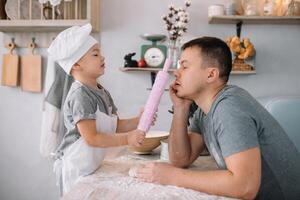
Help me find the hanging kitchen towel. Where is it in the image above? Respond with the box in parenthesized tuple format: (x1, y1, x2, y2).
(40, 57, 74, 158)
(46, 62, 74, 147)
(40, 57, 59, 157)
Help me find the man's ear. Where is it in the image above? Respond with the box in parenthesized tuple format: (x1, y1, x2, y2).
(206, 68, 219, 83)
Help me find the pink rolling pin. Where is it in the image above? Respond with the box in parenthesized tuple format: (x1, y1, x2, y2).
(137, 58, 173, 132)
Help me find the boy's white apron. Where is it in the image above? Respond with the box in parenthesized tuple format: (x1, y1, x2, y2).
(54, 106, 118, 195)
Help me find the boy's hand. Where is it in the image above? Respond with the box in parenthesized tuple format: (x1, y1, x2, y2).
(169, 82, 193, 109)
(138, 107, 157, 126)
(127, 129, 145, 147)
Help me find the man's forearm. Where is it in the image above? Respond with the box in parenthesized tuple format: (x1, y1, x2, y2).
(172, 168, 253, 199)
(169, 106, 192, 166)
(117, 117, 139, 132)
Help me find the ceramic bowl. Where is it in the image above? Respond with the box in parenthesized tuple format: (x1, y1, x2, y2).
(129, 131, 169, 154)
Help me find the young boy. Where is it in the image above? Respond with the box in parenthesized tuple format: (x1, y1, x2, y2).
(48, 23, 147, 194)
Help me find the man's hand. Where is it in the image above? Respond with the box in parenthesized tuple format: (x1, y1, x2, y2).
(169, 82, 193, 109)
(136, 162, 179, 185)
(127, 129, 145, 147)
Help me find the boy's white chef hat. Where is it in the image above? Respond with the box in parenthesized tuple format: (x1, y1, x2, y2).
(47, 23, 98, 75)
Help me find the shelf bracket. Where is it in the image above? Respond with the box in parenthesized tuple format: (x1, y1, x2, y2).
(150, 72, 157, 86)
(236, 21, 243, 38)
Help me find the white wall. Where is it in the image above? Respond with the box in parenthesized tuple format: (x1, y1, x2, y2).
(0, 0, 299, 199)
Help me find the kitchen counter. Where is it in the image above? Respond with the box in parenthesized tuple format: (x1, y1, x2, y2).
(62, 148, 237, 200)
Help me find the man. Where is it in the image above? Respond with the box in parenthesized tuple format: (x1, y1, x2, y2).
(137, 37, 300, 200)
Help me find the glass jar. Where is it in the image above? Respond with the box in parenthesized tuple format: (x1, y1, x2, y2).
(243, 0, 259, 16)
(167, 39, 181, 69)
(286, 0, 300, 16)
(295, 2, 300, 16)
(225, 0, 237, 15)
(263, 0, 275, 16)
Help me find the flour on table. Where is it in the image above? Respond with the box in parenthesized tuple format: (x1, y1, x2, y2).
(128, 166, 139, 178)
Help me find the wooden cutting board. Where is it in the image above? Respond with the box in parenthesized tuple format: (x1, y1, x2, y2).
(1, 42, 19, 87)
(21, 41, 42, 92)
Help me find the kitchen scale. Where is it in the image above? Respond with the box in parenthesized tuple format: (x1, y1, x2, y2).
(140, 34, 167, 68)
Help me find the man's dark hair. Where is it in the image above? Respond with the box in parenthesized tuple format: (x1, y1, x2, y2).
(181, 37, 232, 82)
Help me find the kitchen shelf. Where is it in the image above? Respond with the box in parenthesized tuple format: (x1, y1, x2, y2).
(119, 67, 174, 87)
(0, 19, 93, 32)
(0, 0, 100, 32)
(119, 67, 176, 73)
(231, 70, 256, 75)
(209, 15, 300, 24)
(119, 67, 255, 89)
(119, 67, 256, 75)
(147, 88, 169, 91)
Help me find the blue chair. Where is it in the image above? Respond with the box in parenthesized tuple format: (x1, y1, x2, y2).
(258, 96, 300, 152)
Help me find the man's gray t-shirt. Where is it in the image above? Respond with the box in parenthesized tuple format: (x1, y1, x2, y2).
(189, 85, 300, 200)
(56, 81, 117, 155)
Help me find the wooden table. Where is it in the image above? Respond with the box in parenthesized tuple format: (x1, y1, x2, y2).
(62, 149, 237, 200)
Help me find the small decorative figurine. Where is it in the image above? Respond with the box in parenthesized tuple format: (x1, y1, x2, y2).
(124, 52, 138, 68)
